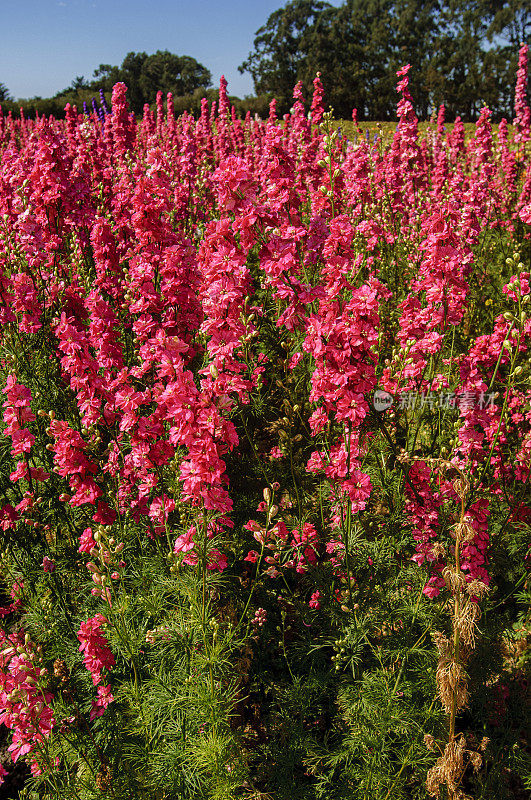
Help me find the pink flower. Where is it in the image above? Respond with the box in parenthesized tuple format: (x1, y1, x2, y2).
(149, 494, 176, 524)
(173, 527, 196, 554)
(0, 631, 55, 766)
(79, 527, 96, 554)
(207, 548, 228, 572)
(270, 446, 283, 459)
(77, 615, 115, 686)
(251, 608, 267, 627)
(90, 684, 114, 721)
(396, 64, 412, 77)
(514, 43, 531, 144)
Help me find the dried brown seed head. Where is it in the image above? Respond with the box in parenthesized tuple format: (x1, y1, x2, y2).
(442, 567, 467, 594)
(53, 659, 69, 682)
(453, 477, 469, 498)
(469, 750, 482, 772)
(433, 631, 452, 658)
(432, 542, 447, 560)
(454, 521, 476, 543)
(436, 661, 469, 713)
(95, 765, 112, 791)
(465, 579, 489, 599)
(455, 600, 481, 648)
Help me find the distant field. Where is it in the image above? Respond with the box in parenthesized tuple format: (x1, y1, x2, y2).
(334, 119, 504, 142)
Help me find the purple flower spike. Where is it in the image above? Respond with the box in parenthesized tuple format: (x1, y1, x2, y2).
(99, 88, 110, 115)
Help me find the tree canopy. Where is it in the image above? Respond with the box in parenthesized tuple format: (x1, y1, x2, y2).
(50, 50, 212, 114)
(0, 83, 12, 103)
(239, 0, 531, 119)
(88, 50, 212, 113)
(239, 0, 332, 111)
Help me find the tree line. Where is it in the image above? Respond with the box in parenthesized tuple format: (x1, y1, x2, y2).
(0, 50, 272, 121)
(239, 0, 530, 119)
(1, 0, 529, 122)
(71, 50, 212, 114)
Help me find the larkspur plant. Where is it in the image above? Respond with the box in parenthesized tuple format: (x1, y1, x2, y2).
(0, 47, 528, 800)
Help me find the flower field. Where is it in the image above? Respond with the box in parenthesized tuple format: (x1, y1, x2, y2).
(0, 46, 529, 800)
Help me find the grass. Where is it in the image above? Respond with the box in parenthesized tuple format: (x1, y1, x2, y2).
(334, 120, 506, 143)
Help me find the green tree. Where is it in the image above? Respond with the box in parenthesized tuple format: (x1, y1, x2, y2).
(392, 0, 443, 118)
(119, 51, 149, 111)
(316, 0, 402, 119)
(483, 0, 531, 48)
(240, 0, 528, 121)
(239, 0, 333, 113)
(240, 0, 443, 119)
(303, 0, 442, 119)
(481, 0, 531, 117)
(71, 75, 89, 91)
(92, 62, 123, 87)
(54, 75, 90, 100)
(138, 51, 212, 100)
(0, 82, 12, 103)
(91, 51, 212, 114)
(432, 0, 522, 119)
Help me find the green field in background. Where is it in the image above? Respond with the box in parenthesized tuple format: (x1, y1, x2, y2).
(334, 120, 503, 142)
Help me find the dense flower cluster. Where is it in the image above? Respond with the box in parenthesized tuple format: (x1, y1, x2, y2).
(77, 615, 115, 722)
(77, 615, 115, 686)
(0, 57, 528, 798)
(0, 631, 55, 780)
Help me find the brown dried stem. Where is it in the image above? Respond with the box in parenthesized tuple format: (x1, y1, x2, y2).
(411, 458, 490, 800)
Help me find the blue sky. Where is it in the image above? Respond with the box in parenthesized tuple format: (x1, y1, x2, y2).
(1, 0, 343, 101)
